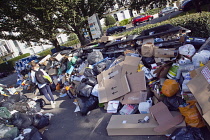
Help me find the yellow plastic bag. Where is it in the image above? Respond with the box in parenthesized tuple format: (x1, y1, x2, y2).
(161, 79, 179, 97)
(179, 101, 205, 128)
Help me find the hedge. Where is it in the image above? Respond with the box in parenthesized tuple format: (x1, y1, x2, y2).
(37, 48, 52, 57)
(119, 18, 133, 26)
(62, 39, 80, 47)
(0, 53, 30, 73)
(117, 12, 210, 38)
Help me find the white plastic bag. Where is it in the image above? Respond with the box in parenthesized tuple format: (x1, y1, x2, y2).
(179, 44, 196, 57)
(192, 50, 210, 67)
(91, 84, 99, 97)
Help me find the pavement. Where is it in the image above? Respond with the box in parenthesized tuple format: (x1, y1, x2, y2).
(1, 73, 210, 140)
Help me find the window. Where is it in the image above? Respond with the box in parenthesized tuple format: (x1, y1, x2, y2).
(113, 14, 118, 21)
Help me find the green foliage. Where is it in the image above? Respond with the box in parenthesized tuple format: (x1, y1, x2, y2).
(105, 15, 116, 26)
(68, 33, 78, 41)
(0, 53, 30, 73)
(62, 39, 80, 47)
(145, 8, 162, 15)
(37, 49, 52, 57)
(119, 19, 129, 26)
(117, 12, 210, 38)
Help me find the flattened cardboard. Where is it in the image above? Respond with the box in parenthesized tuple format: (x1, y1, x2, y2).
(150, 102, 184, 133)
(107, 112, 185, 136)
(187, 62, 210, 125)
(98, 74, 130, 103)
(122, 64, 138, 75)
(120, 91, 147, 104)
(121, 56, 141, 75)
(126, 71, 146, 92)
(123, 56, 141, 65)
(154, 48, 176, 58)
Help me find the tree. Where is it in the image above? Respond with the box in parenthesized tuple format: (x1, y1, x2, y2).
(55, 0, 115, 45)
(0, 0, 63, 51)
(0, 0, 115, 51)
(104, 15, 116, 26)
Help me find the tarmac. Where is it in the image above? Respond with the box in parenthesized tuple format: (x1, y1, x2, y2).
(1, 73, 210, 140)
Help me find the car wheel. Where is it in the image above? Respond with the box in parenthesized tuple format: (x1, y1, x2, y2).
(148, 17, 153, 21)
(136, 22, 140, 26)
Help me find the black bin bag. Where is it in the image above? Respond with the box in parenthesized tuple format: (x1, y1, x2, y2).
(76, 83, 93, 98)
(81, 77, 97, 87)
(169, 127, 204, 140)
(12, 112, 33, 129)
(163, 95, 185, 111)
(77, 95, 99, 116)
(33, 114, 49, 129)
(87, 51, 103, 65)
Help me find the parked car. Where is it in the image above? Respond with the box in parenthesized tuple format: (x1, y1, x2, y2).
(106, 26, 126, 36)
(132, 15, 153, 26)
(179, 0, 194, 11)
(158, 7, 178, 17)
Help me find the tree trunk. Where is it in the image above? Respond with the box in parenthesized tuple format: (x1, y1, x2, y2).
(51, 39, 61, 52)
(74, 28, 87, 46)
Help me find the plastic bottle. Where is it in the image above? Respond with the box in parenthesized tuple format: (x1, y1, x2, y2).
(138, 98, 152, 114)
(167, 63, 179, 79)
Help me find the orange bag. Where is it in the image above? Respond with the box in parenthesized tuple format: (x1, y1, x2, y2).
(56, 83, 61, 90)
(161, 79, 179, 97)
(179, 101, 205, 128)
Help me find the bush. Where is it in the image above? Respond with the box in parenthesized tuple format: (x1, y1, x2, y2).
(37, 48, 52, 57)
(105, 15, 116, 26)
(68, 33, 78, 41)
(0, 53, 30, 73)
(119, 19, 129, 26)
(117, 12, 210, 38)
(62, 39, 80, 47)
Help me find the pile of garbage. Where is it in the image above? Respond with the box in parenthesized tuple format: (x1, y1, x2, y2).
(11, 24, 210, 139)
(0, 85, 51, 139)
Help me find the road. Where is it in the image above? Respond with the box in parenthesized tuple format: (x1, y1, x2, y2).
(121, 11, 183, 33)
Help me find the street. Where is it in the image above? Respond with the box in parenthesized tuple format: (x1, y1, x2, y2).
(122, 11, 183, 33)
(0, 74, 167, 140)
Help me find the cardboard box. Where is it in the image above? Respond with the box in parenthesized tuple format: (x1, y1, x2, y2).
(187, 62, 210, 126)
(149, 102, 184, 133)
(53, 53, 63, 61)
(154, 48, 176, 58)
(141, 43, 154, 57)
(120, 91, 147, 104)
(107, 112, 185, 136)
(155, 58, 170, 63)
